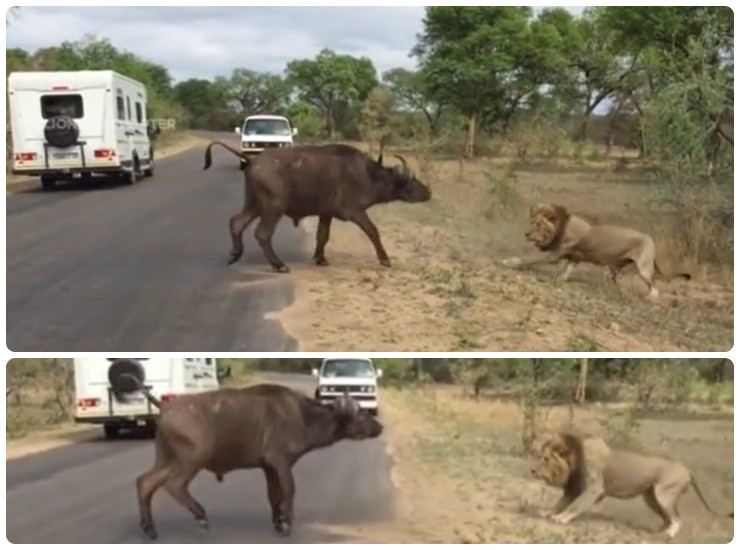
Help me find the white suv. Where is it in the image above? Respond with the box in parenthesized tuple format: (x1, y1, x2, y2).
(234, 115, 296, 169)
(313, 358, 382, 415)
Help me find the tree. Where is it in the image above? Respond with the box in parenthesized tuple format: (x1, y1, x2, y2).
(218, 69, 291, 119)
(414, 7, 536, 158)
(174, 78, 231, 129)
(287, 49, 378, 140)
(574, 358, 588, 404)
(383, 67, 445, 136)
(360, 86, 397, 153)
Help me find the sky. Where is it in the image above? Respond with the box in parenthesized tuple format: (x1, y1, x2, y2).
(6, 6, 427, 82)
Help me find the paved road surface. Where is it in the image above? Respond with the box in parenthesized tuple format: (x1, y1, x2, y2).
(7, 132, 307, 352)
(6, 373, 395, 543)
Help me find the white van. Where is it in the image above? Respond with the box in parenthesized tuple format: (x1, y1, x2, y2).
(312, 357, 382, 415)
(8, 70, 154, 189)
(234, 114, 296, 169)
(74, 358, 218, 438)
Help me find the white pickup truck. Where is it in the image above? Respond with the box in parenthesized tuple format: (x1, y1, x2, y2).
(234, 114, 297, 169)
(312, 358, 382, 415)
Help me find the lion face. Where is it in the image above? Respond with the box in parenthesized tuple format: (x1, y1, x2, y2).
(531, 436, 573, 488)
(525, 204, 569, 250)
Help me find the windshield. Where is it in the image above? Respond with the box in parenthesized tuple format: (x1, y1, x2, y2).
(321, 360, 375, 378)
(244, 119, 290, 136)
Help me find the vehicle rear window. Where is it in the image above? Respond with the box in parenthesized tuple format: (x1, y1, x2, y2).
(135, 102, 143, 123)
(126, 96, 132, 121)
(40, 94, 83, 119)
(117, 95, 125, 120)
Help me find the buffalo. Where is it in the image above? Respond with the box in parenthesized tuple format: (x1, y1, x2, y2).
(203, 142, 431, 272)
(128, 375, 382, 540)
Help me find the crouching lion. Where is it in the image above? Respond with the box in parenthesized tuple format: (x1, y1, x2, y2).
(531, 431, 715, 537)
(501, 203, 690, 300)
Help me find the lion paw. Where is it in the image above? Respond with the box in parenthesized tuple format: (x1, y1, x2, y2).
(551, 513, 573, 525)
(500, 256, 523, 268)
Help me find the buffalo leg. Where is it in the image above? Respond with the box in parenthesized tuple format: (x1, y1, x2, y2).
(313, 215, 332, 266)
(349, 211, 391, 267)
(263, 465, 283, 531)
(254, 212, 289, 273)
(136, 466, 171, 540)
(269, 460, 295, 536)
(165, 466, 209, 529)
(228, 208, 259, 265)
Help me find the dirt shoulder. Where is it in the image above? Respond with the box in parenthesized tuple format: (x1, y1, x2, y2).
(6, 423, 99, 461)
(379, 386, 734, 543)
(7, 130, 208, 192)
(277, 156, 732, 351)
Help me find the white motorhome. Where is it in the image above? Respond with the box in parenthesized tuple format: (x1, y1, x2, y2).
(312, 357, 382, 414)
(234, 114, 297, 169)
(74, 358, 218, 438)
(8, 70, 154, 189)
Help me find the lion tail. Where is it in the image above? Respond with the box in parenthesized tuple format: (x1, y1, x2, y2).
(654, 260, 691, 281)
(690, 476, 715, 515)
(204, 141, 249, 170)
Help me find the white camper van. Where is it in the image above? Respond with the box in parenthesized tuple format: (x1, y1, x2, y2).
(312, 357, 382, 414)
(74, 358, 218, 438)
(8, 70, 154, 189)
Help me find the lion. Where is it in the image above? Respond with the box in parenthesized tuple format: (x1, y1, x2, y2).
(530, 431, 715, 537)
(500, 203, 690, 300)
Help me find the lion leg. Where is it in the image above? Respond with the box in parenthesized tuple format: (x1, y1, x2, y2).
(654, 482, 687, 538)
(643, 487, 671, 531)
(551, 486, 604, 524)
(550, 493, 575, 516)
(634, 249, 659, 301)
(558, 261, 576, 282)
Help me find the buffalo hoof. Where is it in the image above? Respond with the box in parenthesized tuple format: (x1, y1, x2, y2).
(227, 252, 241, 266)
(197, 518, 210, 530)
(379, 258, 391, 268)
(272, 265, 290, 274)
(314, 257, 329, 267)
(275, 520, 291, 537)
(140, 521, 158, 540)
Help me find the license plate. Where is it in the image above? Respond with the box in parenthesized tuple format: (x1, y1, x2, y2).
(53, 152, 78, 160)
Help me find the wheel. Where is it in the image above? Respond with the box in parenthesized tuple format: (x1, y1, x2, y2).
(143, 421, 157, 438)
(40, 174, 57, 190)
(121, 164, 138, 186)
(239, 159, 247, 170)
(104, 423, 120, 440)
(143, 149, 154, 177)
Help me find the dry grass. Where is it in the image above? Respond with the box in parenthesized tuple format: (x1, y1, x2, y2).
(380, 385, 734, 543)
(277, 150, 732, 351)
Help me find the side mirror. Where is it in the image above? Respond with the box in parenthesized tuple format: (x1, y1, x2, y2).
(234, 126, 241, 135)
(376, 368, 383, 379)
(292, 127, 298, 136)
(312, 368, 319, 377)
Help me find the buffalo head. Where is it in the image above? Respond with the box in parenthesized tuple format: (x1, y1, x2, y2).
(332, 394, 383, 440)
(375, 155, 431, 203)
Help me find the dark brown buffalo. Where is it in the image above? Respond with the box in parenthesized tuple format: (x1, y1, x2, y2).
(129, 378, 382, 540)
(203, 141, 431, 272)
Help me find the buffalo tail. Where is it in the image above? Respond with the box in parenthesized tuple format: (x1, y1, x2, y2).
(204, 141, 249, 170)
(120, 373, 162, 409)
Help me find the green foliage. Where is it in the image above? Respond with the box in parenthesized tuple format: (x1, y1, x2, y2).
(286, 100, 326, 140)
(360, 86, 397, 149)
(287, 48, 378, 139)
(216, 69, 291, 119)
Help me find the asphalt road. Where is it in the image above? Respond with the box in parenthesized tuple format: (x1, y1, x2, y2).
(6, 373, 395, 543)
(7, 132, 307, 352)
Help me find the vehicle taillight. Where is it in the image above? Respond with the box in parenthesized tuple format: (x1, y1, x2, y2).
(78, 397, 101, 408)
(161, 394, 178, 403)
(94, 148, 116, 159)
(14, 152, 37, 161)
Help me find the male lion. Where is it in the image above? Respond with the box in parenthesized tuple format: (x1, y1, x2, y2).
(531, 432, 715, 537)
(501, 203, 690, 299)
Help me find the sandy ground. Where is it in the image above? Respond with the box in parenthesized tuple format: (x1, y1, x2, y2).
(276, 154, 732, 352)
(6, 131, 207, 191)
(378, 386, 734, 543)
(6, 423, 99, 460)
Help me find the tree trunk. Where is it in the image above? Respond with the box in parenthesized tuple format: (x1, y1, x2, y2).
(463, 112, 477, 159)
(574, 359, 588, 404)
(327, 106, 336, 142)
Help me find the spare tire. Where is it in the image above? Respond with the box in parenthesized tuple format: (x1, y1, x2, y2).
(108, 359, 145, 393)
(44, 115, 79, 148)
